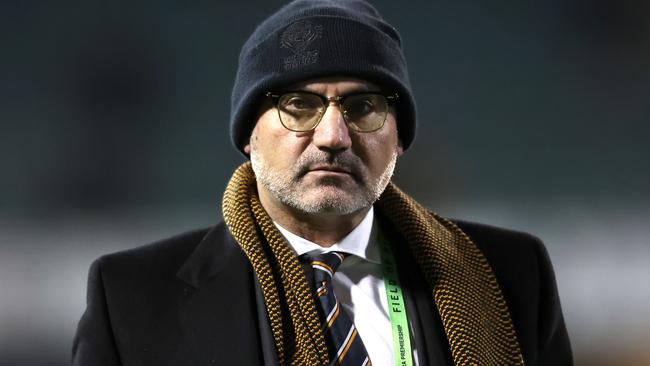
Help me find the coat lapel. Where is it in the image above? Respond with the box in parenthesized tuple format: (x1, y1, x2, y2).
(176, 222, 276, 365)
(405, 273, 454, 366)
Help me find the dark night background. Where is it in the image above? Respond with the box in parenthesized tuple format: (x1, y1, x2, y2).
(1, 1, 649, 365)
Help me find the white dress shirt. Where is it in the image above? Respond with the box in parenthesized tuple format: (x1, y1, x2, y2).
(274, 208, 419, 366)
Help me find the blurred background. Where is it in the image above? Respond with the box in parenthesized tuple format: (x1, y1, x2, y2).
(1, 1, 649, 365)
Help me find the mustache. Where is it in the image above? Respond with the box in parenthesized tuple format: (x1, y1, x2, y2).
(294, 151, 363, 182)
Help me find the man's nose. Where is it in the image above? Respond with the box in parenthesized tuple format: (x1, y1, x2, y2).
(311, 104, 352, 152)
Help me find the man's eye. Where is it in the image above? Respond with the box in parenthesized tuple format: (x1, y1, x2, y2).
(346, 98, 375, 117)
(284, 97, 318, 111)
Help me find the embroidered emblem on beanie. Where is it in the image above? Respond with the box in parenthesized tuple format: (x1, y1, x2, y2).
(280, 20, 323, 70)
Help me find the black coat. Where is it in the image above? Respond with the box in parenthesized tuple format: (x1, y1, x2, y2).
(72, 219, 572, 365)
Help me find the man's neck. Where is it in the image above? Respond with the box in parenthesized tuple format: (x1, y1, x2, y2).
(257, 186, 370, 247)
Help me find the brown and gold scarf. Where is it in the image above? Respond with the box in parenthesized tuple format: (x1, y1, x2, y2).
(222, 162, 524, 365)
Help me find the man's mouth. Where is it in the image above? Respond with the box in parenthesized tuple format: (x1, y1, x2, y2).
(299, 163, 362, 184)
(308, 164, 352, 175)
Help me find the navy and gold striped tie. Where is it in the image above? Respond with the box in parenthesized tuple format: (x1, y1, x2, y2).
(303, 252, 372, 366)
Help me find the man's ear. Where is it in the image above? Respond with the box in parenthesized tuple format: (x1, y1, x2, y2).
(244, 128, 256, 155)
(396, 139, 404, 156)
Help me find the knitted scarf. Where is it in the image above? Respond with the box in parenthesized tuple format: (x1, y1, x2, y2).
(222, 162, 524, 365)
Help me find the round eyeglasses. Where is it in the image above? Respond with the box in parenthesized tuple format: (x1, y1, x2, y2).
(265, 91, 399, 133)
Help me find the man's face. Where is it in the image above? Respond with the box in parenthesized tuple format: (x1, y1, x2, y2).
(244, 77, 403, 216)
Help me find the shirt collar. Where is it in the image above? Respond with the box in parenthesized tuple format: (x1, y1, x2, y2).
(274, 207, 382, 264)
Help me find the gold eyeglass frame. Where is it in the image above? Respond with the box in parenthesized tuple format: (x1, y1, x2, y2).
(265, 90, 399, 133)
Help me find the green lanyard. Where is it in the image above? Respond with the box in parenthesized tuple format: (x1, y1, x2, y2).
(379, 236, 414, 366)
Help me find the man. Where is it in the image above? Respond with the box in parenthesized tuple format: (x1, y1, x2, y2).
(72, 1, 572, 365)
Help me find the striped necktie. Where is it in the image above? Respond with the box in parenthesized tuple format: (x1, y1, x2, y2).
(303, 252, 372, 366)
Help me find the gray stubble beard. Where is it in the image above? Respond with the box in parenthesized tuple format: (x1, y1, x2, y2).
(250, 146, 398, 215)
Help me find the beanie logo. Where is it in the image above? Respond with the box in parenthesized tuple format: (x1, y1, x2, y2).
(280, 20, 323, 70)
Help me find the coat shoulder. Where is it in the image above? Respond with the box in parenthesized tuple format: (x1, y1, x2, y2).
(90, 222, 235, 291)
(451, 219, 551, 272)
(449, 218, 548, 292)
(101, 226, 213, 260)
(95, 226, 212, 274)
(452, 219, 544, 253)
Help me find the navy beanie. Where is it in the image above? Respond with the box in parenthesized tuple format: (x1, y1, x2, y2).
(230, 0, 416, 154)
